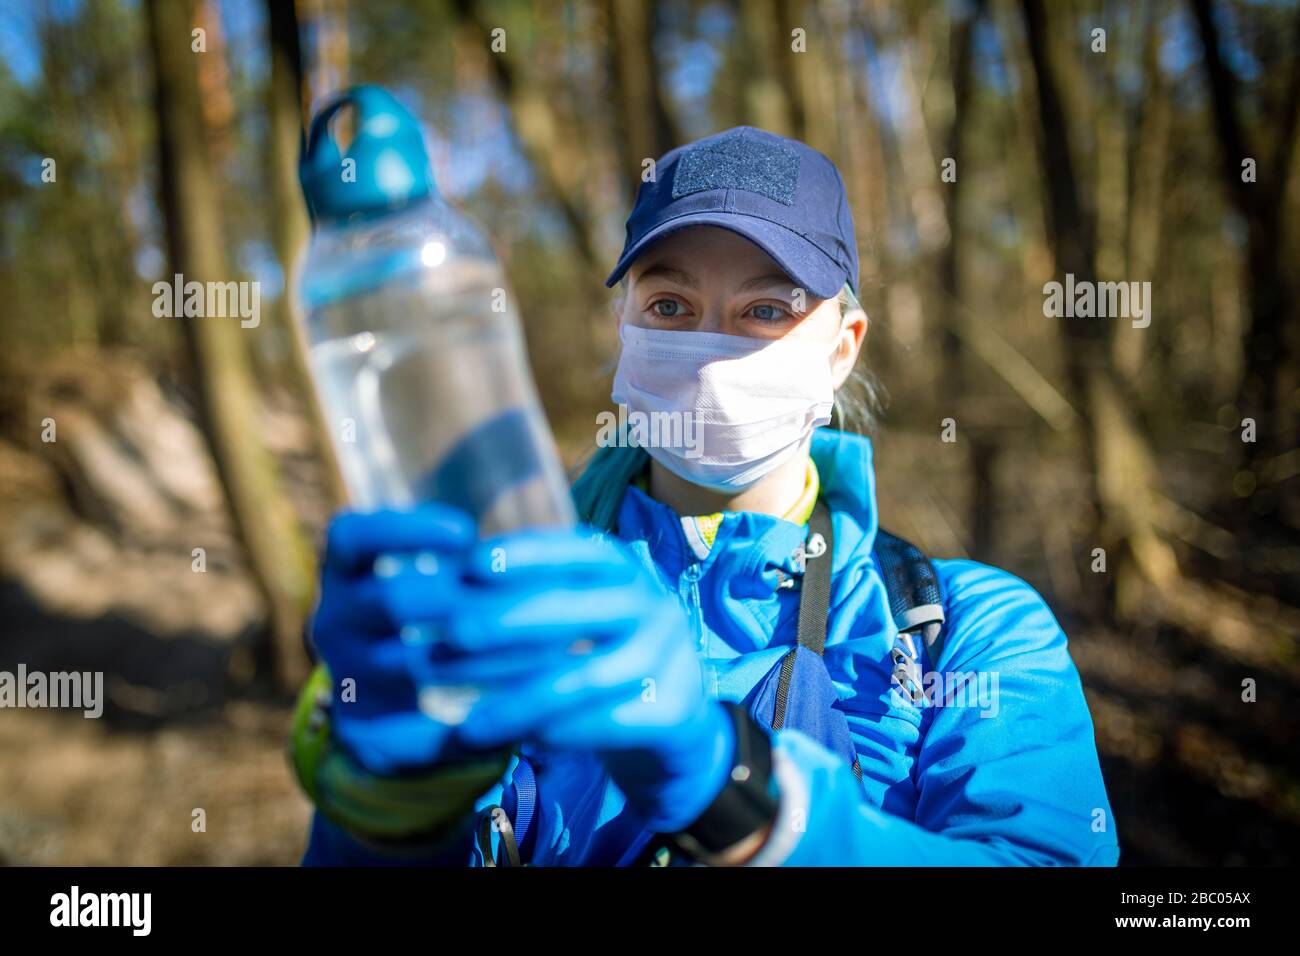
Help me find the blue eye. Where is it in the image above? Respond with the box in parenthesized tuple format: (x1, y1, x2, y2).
(748, 303, 791, 322)
(652, 299, 683, 317)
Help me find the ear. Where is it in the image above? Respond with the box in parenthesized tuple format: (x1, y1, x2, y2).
(830, 306, 867, 389)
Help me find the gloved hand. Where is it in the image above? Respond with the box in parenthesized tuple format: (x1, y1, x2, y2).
(309, 505, 479, 775)
(308, 502, 734, 835)
(433, 527, 736, 834)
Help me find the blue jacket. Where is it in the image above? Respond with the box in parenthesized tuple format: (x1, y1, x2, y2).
(304, 429, 1119, 865)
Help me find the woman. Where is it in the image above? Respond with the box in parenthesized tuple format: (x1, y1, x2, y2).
(292, 126, 1119, 866)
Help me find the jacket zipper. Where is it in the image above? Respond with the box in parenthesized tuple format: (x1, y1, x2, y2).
(680, 561, 703, 652)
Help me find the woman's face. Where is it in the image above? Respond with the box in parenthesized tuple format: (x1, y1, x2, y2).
(618, 226, 865, 388)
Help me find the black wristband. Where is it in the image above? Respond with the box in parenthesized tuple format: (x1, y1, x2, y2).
(669, 701, 779, 862)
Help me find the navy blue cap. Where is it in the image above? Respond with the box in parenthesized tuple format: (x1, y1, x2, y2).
(604, 126, 858, 300)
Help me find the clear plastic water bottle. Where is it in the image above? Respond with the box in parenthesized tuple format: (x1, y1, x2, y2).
(297, 86, 574, 534)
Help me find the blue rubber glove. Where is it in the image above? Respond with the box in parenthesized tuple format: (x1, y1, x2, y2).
(309, 505, 478, 775)
(310, 503, 734, 833)
(431, 528, 736, 834)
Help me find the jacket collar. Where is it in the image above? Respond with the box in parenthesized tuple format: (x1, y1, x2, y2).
(572, 428, 880, 588)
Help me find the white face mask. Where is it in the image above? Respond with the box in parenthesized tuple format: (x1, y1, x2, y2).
(611, 324, 835, 492)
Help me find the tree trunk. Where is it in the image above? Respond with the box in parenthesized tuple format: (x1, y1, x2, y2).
(1117, 4, 1170, 384)
(838, 6, 893, 369)
(264, 0, 347, 511)
(604, 0, 681, 200)
(938, 0, 996, 558)
(1189, 0, 1300, 470)
(146, 0, 316, 691)
(938, 0, 982, 397)
(782, 0, 839, 159)
(1021, 0, 1177, 619)
(735, 0, 795, 135)
(451, 0, 609, 274)
(301, 0, 350, 112)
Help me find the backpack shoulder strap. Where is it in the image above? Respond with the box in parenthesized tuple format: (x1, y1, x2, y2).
(486, 752, 538, 867)
(872, 528, 947, 672)
(795, 498, 835, 656)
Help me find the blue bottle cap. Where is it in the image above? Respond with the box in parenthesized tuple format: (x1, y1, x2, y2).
(300, 85, 436, 225)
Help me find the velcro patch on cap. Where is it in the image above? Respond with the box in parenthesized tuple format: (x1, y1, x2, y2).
(672, 131, 800, 205)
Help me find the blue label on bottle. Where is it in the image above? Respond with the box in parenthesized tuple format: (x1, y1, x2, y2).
(417, 408, 543, 520)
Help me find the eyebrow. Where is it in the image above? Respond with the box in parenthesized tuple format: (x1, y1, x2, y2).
(635, 263, 698, 288)
(736, 271, 796, 293)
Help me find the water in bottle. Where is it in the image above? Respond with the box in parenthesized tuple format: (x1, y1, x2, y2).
(298, 86, 575, 534)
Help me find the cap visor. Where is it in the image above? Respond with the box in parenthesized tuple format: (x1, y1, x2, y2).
(604, 212, 845, 300)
